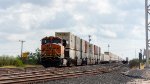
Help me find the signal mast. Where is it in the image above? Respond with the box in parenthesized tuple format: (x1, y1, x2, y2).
(145, 0, 150, 67)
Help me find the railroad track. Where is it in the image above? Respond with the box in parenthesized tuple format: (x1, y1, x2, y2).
(0, 64, 123, 84)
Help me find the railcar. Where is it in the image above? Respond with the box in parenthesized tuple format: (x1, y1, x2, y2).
(40, 32, 120, 67)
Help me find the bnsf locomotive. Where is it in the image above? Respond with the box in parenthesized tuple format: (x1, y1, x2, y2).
(41, 32, 120, 67)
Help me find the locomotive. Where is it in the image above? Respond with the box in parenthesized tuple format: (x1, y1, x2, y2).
(41, 32, 120, 67)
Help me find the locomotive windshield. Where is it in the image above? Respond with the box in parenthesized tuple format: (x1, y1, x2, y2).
(42, 39, 51, 44)
(52, 38, 61, 43)
(42, 37, 61, 44)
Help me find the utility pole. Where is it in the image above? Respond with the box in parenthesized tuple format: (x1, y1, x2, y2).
(19, 40, 25, 58)
(145, 0, 150, 67)
(108, 44, 110, 53)
(108, 44, 111, 62)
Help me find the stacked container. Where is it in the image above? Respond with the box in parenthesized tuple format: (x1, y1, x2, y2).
(55, 32, 75, 49)
(55, 32, 76, 59)
(75, 36, 81, 59)
(98, 47, 101, 63)
(101, 53, 110, 62)
(85, 41, 89, 58)
(89, 44, 94, 64)
(81, 39, 86, 59)
(94, 45, 98, 64)
(75, 36, 81, 51)
(84, 41, 89, 64)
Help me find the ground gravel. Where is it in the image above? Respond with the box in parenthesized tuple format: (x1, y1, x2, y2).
(125, 68, 150, 79)
(38, 64, 137, 84)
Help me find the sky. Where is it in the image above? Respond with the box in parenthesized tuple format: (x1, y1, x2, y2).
(0, 0, 146, 60)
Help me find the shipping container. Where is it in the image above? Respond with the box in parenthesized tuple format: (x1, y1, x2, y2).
(85, 51, 89, 59)
(75, 50, 82, 65)
(64, 49, 75, 59)
(99, 47, 101, 54)
(75, 50, 82, 59)
(82, 52, 86, 59)
(89, 44, 94, 54)
(95, 55, 98, 64)
(55, 32, 75, 50)
(88, 44, 95, 64)
(98, 47, 101, 63)
(94, 45, 98, 55)
(101, 54, 110, 62)
(104, 52, 119, 62)
(81, 39, 86, 53)
(75, 36, 81, 51)
(89, 44, 94, 59)
(85, 41, 89, 53)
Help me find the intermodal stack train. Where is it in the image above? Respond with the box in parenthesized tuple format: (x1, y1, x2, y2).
(41, 32, 121, 67)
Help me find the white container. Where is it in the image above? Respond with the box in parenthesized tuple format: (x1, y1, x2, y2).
(101, 54, 110, 61)
(81, 39, 86, 52)
(99, 47, 101, 55)
(85, 41, 90, 53)
(98, 47, 101, 60)
(85, 52, 89, 59)
(65, 49, 75, 59)
(94, 45, 98, 55)
(95, 55, 98, 63)
(55, 32, 75, 50)
(82, 52, 86, 59)
(89, 44, 94, 54)
(105, 52, 118, 61)
(111, 54, 118, 61)
(75, 50, 81, 59)
(75, 36, 81, 51)
(89, 44, 94, 59)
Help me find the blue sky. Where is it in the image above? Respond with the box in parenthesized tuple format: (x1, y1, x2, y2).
(0, 0, 145, 60)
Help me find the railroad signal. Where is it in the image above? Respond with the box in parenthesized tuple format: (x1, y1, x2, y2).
(88, 35, 91, 44)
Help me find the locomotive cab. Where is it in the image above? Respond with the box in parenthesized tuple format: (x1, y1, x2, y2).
(41, 36, 67, 67)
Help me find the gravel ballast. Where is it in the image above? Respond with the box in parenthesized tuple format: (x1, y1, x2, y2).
(38, 64, 138, 84)
(125, 68, 150, 79)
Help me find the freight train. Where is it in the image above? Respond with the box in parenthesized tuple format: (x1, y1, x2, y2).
(41, 32, 121, 67)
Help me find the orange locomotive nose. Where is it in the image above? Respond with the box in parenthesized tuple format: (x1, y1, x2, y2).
(41, 44, 62, 57)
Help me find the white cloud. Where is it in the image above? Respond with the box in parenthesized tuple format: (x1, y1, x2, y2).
(89, 0, 113, 14)
(130, 26, 145, 39)
(99, 28, 117, 38)
(0, 0, 146, 60)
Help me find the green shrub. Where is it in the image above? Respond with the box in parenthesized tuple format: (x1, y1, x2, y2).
(14, 58, 24, 67)
(129, 59, 139, 68)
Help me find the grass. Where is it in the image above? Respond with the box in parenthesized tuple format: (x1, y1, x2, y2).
(0, 65, 42, 69)
(0, 66, 17, 68)
(0, 55, 24, 67)
(0, 55, 42, 68)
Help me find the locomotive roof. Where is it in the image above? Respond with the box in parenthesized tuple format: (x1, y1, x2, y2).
(42, 36, 62, 40)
